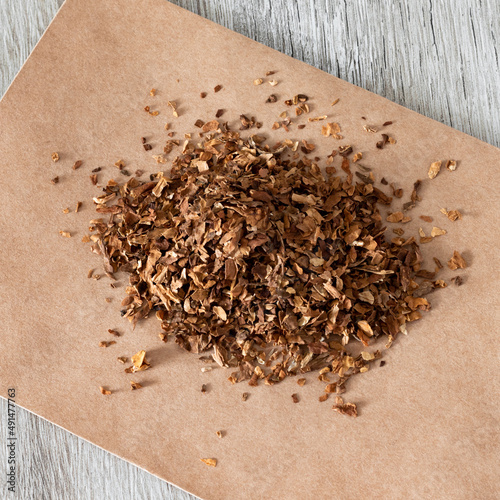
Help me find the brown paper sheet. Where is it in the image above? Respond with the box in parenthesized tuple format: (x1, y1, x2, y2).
(0, 0, 499, 498)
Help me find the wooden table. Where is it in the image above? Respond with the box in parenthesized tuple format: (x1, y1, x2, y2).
(1, 1, 498, 498)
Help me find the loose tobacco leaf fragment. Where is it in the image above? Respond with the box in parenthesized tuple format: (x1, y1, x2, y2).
(130, 381, 142, 390)
(59, 230, 71, 238)
(428, 161, 442, 179)
(216, 430, 224, 438)
(99, 386, 111, 395)
(215, 109, 224, 118)
(269, 80, 278, 86)
(297, 378, 306, 387)
(108, 329, 120, 336)
(291, 393, 299, 403)
(242, 392, 249, 402)
(117, 357, 127, 364)
(51, 176, 59, 184)
(51, 152, 60, 162)
(131, 350, 151, 372)
(200, 92, 207, 98)
(99, 341, 116, 348)
(331, 98, 339, 106)
(440, 208, 462, 221)
(420, 215, 433, 223)
(73, 160, 83, 170)
(332, 397, 357, 417)
(451, 276, 464, 286)
(214, 85, 222, 93)
(446, 160, 457, 171)
(319, 394, 329, 402)
(430, 227, 447, 237)
(448, 251, 467, 270)
(253, 78, 263, 85)
(200, 458, 217, 467)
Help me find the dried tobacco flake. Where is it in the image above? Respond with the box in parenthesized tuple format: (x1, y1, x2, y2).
(440, 208, 462, 221)
(451, 276, 463, 286)
(214, 85, 222, 93)
(319, 394, 329, 402)
(446, 160, 457, 171)
(200, 92, 207, 99)
(108, 329, 120, 336)
(51, 152, 60, 162)
(88, 129, 446, 409)
(242, 392, 249, 402)
(51, 176, 59, 184)
(332, 397, 357, 417)
(383, 121, 393, 126)
(117, 357, 127, 364)
(430, 227, 447, 237)
(428, 161, 442, 179)
(215, 109, 224, 118)
(73, 160, 83, 170)
(99, 340, 116, 348)
(253, 78, 264, 86)
(448, 251, 467, 270)
(130, 381, 142, 390)
(297, 378, 306, 387)
(331, 98, 340, 106)
(291, 393, 299, 403)
(99, 386, 111, 395)
(420, 215, 433, 223)
(269, 80, 278, 86)
(266, 94, 277, 103)
(200, 458, 217, 467)
(216, 430, 224, 438)
(59, 230, 71, 238)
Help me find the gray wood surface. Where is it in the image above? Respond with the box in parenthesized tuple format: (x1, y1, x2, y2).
(0, 0, 498, 499)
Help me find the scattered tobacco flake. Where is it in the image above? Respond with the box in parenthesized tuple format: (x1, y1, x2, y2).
(363, 125, 377, 133)
(428, 160, 442, 179)
(99, 386, 112, 395)
(403, 180, 422, 211)
(87, 269, 94, 279)
(451, 276, 463, 286)
(448, 251, 467, 270)
(200, 92, 207, 98)
(143, 144, 153, 151)
(99, 340, 116, 348)
(332, 397, 357, 417)
(380, 360, 386, 367)
(390, 183, 403, 198)
(130, 350, 151, 372)
(291, 393, 299, 403)
(269, 80, 278, 86)
(297, 124, 306, 129)
(216, 430, 224, 438)
(383, 121, 393, 126)
(266, 94, 277, 103)
(430, 227, 447, 237)
(75, 201, 82, 213)
(376, 134, 389, 149)
(90, 174, 98, 185)
(319, 394, 329, 402)
(446, 160, 457, 171)
(108, 329, 120, 336)
(242, 392, 249, 402)
(433, 257, 443, 270)
(297, 378, 306, 387)
(440, 208, 462, 221)
(214, 85, 222, 93)
(59, 230, 71, 238)
(88, 128, 450, 410)
(167, 101, 178, 117)
(420, 215, 433, 223)
(51, 152, 60, 162)
(105, 298, 112, 303)
(149, 88, 156, 96)
(215, 109, 224, 118)
(308, 115, 327, 122)
(352, 152, 362, 162)
(130, 381, 142, 390)
(62, 208, 70, 214)
(114, 159, 125, 170)
(200, 458, 217, 467)
(266, 70, 275, 76)
(73, 160, 83, 170)
(158, 332, 168, 342)
(331, 98, 339, 106)
(117, 356, 127, 364)
(201, 384, 207, 394)
(51, 176, 59, 184)
(253, 78, 263, 86)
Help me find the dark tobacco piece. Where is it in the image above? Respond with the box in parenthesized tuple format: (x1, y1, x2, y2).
(73, 160, 83, 170)
(90, 130, 437, 404)
(215, 109, 224, 118)
(214, 85, 222, 93)
(143, 144, 153, 151)
(266, 94, 277, 103)
(51, 176, 59, 185)
(242, 392, 249, 402)
(291, 393, 299, 403)
(383, 121, 393, 126)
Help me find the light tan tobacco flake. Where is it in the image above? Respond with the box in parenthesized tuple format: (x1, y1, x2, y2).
(59, 231, 71, 238)
(428, 160, 442, 179)
(253, 78, 263, 85)
(200, 458, 217, 467)
(130, 381, 142, 390)
(51, 152, 59, 162)
(440, 208, 462, 221)
(430, 227, 447, 237)
(446, 160, 457, 171)
(99, 386, 111, 395)
(448, 251, 467, 270)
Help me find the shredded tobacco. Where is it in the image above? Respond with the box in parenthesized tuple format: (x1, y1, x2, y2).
(87, 127, 448, 404)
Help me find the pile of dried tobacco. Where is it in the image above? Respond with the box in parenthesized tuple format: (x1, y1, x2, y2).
(89, 129, 439, 409)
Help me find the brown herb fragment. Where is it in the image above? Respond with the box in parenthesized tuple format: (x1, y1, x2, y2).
(62, 208, 70, 214)
(291, 393, 299, 404)
(428, 161, 442, 179)
(297, 378, 306, 387)
(266, 94, 277, 103)
(319, 394, 329, 402)
(108, 329, 120, 336)
(117, 357, 127, 364)
(143, 144, 153, 151)
(451, 276, 463, 286)
(446, 160, 457, 171)
(99, 386, 111, 395)
(269, 80, 278, 86)
(352, 152, 363, 162)
(130, 350, 151, 372)
(215, 109, 224, 118)
(90, 174, 98, 185)
(242, 392, 249, 402)
(216, 430, 224, 438)
(51, 176, 59, 185)
(440, 208, 462, 221)
(72, 160, 83, 170)
(99, 341, 116, 348)
(214, 85, 222, 93)
(59, 231, 71, 238)
(383, 121, 393, 126)
(430, 227, 447, 237)
(51, 152, 60, 162)
(331, 98, 340, 106)
(253, 78, 263, 86)
(420, 215, 433, 222)
(200, 92, 207, 98)
(332, 397, 357, 417)
(448, 251, 467, 270)
(200, 458, 217, 467)
(130, 381, 142, 390)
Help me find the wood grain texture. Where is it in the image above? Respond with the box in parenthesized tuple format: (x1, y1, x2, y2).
(0, 0, 498, 499)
